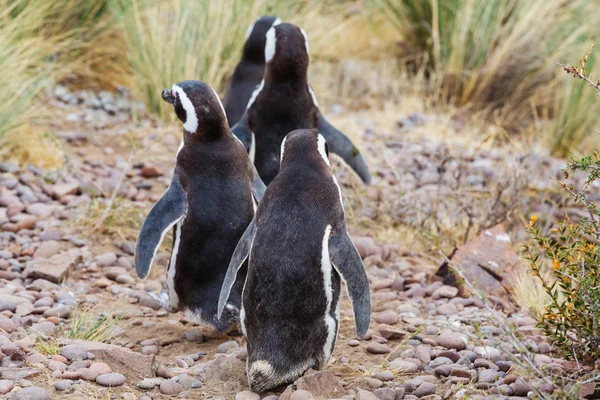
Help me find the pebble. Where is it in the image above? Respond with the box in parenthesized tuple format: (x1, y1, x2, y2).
(159, 379, 183, 395)
(436, 333, 467, 350)
(290, 390, 314, 400)
(54, 379, 74, 392)
(414, 382, 436, 397)
(217, 340, 239, 353)
(374, 310, 399, 325)
(373, 371, 395, 381)
(387, 359, 419, 372)
(235, 390, 260, 400)
(61, 345, 88, 361)
(96, 372, 126, 387)
(14, 386, 51, 400)
(0, 380, 14, 394)
(367, 342, 391, 354)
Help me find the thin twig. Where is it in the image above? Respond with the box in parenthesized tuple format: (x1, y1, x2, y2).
(559, 62, 600, 93)
(90, 149, 135, 234)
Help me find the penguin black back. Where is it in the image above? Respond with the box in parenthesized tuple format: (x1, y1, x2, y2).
(231, 23, 372, 185)
(223, 16, 281, 127)
(219, 129, 371, 391)
(135, 80, 266, 332)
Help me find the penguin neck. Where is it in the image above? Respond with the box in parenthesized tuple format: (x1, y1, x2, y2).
(264, 65, 308, 86)
(242, 45, 265, 64)
(183, 119, 230, 142)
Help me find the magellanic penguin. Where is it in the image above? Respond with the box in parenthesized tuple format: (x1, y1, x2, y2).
(223, 16, 281, 127)
(134, 80, 266, 332)
(218, 129, 371, 392)
(231, 22, 372, 185)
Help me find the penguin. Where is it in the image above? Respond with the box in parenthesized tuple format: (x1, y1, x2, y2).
(134, 80, 266, 332)
(218, 129, 371, 392)
(223, 16, 281, 127)
(231, 22, 372, 185)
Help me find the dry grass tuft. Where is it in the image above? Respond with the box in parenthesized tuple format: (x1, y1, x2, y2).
(512, 267, 551, 320)
(62, 306, 124, 343)
(0, 125, 65, 169)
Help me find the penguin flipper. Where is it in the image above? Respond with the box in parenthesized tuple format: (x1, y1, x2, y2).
(134, 177, 187, 279)
(317, 110, 372, 184)
(231, 115, 253, 153)
(329, 229, 371, 338)
(218, 219, 257, 319)
(252, 164, 266, 202)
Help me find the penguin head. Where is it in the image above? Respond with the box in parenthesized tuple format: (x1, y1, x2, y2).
(162, 80, 228, 137)
(264, 23, 310, 82)
(242, 16, 281, 63)
(280, 129, 329, 168)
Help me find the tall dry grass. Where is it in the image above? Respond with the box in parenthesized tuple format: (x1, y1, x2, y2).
(370, 0, 600, 155)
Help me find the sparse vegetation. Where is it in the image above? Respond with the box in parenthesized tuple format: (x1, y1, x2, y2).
(62, 306, 124, 343)
(524, 54, 600, 365)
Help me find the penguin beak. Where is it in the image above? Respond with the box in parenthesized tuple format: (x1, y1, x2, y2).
(162, 89, 176, 104)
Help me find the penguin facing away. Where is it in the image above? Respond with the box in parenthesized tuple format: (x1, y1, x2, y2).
(134, 80, 266, 332)
(218, 129, 371, 392)
(231, 22, 372, 185)
(223, 16, 281, 128)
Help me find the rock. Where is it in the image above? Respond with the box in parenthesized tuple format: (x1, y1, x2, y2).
(14, 386, 51, 400)
(431, 285, 459, 300)
(0, 317, 18, 333)
(184, 328, 203, 342)
(191, 354, 245, 384)
(141, 166, 164, 178)
(236, 390, 260, 400)
(436, 303, 458, 315)
(97, 372, 126, 387)
(387, 359, 419, 372)
(0, 380, 14, 394)
(373, 388, 396, 400)
(54, 379, 74, 392)
(52, 183, 79, 198)
(435, 333, 467, 350)
(90, 362, 112, 375)
(435, 224, 520, 300)
(160, 379, 183, 395)
(360, 377, 384, 390)
(373, 371, 394, 381)
(33, 240, 61, 259)
(26, 203, 54, 217)
(478, 369, 503, 383)
(61, 345, 89, 361)
(283, 371, 345, 399)
(0, 367, 41, 380)
(178, 376, 202, 389)
(375, 310, 399, 325)
(0, 294, 28, 312)
(28, 249, 82, 283)
(356, 390, 379, 400)
(48, 360, 67, 371)
(43, 305, 72, 318)
(511, 378, 533, 396)
(414, 382, 436, 397)
(142, 345, 158, 355)
(217, 340, 239, 353)
(290, 390, 314, 400)
(58, 338, 156, 379)
(96, 252, 117, 266)
(138, 377, 163, 390)
(367, 342, 391, 354)
(378, 325, 408, 340)
(353, 236, 380, 259)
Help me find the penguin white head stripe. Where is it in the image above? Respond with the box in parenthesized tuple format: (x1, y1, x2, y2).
(172, 84, 198, 134)
(265, 27, 276, 63)
(300, 28, 310, 56)
(210, 87, 227, 117)
(280, 135, 288, 163)
(317, 134, 330, 166)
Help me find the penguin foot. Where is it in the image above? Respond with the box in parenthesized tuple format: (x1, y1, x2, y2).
(148, 290, 178, 313)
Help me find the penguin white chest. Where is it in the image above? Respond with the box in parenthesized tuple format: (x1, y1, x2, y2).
(320, 225, 337, 360)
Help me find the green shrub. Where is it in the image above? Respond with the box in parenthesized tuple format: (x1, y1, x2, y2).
(525, 150, 600, 364)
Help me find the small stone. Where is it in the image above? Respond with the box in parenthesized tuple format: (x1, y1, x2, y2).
(235, 390, 260, 400)
(43, 305, 72, 318)
(14, 386, 51, 400)
(184, 328, 203, 342)
(178, 376, 202, 389)
(366, 342, 391, 354)
(375, 310, 399, 325)
(142, 345, 158, 355)
(512, 378, 533, 396)
(96, 372, 126, 387)
(141, 166, 164, 178)
(33, 240, 61, 259)
(54, 379, 74, 392)
(435, 333, 467, 350)
(138, 377, 163, 390)
(436, 303, 458, 315)
(96, 252, 117, 266)
(48, 360, 67, 371)
(217, 340, 239, 353)
(0, 380, 14, 394)
(373, 371, 395, 381)
(387, 359, 419, 372)
(159, 379, 183, 395)
(373, 388, 396, 400)
(414, 382, 436, 397)
(478, 369, 503, 383)
(290, 390, 314, 400)
(431, 285, 459, 300)
(348, 339, 360, 346)
(356, 390, 379, 400)
(61, 345, 89, 361)
(26, 203, 54, 217)
(360, 377, 384, 389)
(90, 362, 112, 375)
